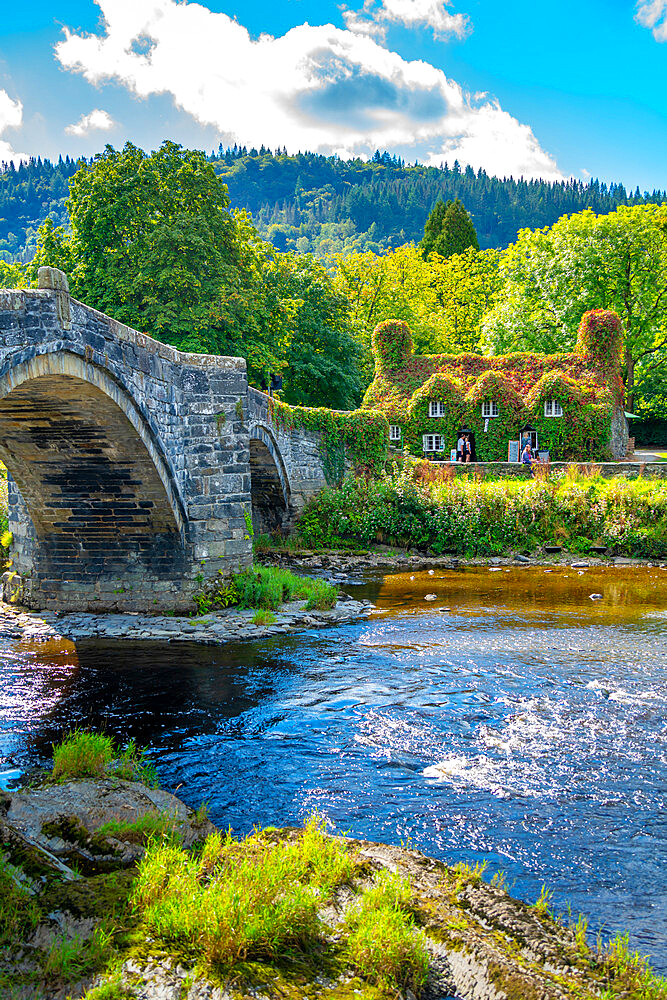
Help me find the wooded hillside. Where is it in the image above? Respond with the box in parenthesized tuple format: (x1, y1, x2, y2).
(2, 146, 665, 261)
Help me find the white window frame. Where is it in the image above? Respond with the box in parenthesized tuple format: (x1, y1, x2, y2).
(544, 399, 563, 418)
(428, 400, 446, 418)
(481, 399, 499, 418)
(389, 424, 402, 442)
(422, 434, 444, 453)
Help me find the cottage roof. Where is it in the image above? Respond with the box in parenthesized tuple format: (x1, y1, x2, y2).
(362, 312, 624, 418)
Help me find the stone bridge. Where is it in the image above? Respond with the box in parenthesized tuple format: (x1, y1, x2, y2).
(0, 268, 330, 612)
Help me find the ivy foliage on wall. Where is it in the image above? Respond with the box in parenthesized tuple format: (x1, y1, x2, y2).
(268, 398, 389, 482)
(364, 312, 624, 461)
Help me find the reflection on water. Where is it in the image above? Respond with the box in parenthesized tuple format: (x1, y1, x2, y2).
(1, 567, 666, 971)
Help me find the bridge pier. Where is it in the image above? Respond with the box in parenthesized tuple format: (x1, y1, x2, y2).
(0, 270, 254, 612)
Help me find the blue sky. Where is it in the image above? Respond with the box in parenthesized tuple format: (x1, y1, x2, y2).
(0, 0, 666, 188)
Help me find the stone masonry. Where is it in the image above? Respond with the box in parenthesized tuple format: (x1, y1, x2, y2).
(0, 269, 329, 612)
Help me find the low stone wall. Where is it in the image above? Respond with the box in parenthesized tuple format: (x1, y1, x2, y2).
(419, 459, 667, 479)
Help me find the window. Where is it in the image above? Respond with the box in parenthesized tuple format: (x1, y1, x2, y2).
(422, 434, 444, 453)
(544, 399, 563, 417)
(481, 400, 499, 418)
(428, 400, 446, 418)
(389, 424, 401, 441)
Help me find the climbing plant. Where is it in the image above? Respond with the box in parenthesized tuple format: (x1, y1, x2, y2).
(363, 312, 624, 462)
(268, 398, 389, 481)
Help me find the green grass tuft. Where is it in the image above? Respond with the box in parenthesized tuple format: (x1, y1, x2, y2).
(0, 858, 41, 946)
(343, 870, 429, 995)
(132, 815, 354, 969)
(252, 609, 277, 626)
(43, 925, 114, 981)
(598, 933, 667, 1000)
(81, 975, 137, 999)
(51, 731, 158, 785)
(97, 811, 180, 845)
(195, 565, 337, 614)
(52, 731, 115, 780)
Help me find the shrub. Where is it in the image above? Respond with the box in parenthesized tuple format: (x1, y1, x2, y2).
(295, 469, 667, 559)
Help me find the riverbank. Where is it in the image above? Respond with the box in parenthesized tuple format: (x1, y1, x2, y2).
(292, 469, 667, 559)
(259, 544, 667, 576)
(2, 770, 665, 1000)
(0, 593, 371, 646)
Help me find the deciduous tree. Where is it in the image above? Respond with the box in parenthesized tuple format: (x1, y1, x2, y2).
(482, 204, 667, 409)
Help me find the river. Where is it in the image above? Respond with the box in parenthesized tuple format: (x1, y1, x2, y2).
(1, 566, 666, 971)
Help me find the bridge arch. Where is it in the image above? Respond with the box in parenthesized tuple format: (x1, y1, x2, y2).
(248, 421, 291, 534)
(0, 351, 187, 606)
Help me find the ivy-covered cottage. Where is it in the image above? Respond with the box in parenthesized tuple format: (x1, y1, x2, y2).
(363, 310, 629, 462)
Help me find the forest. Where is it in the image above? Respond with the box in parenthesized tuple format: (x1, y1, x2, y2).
(2, 146, 666, 261)
(1, 142, 665, 427)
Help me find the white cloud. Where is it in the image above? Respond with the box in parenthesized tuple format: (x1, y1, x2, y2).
(65, 108, 116, 136)
(0, 90, 26, 165)
(343, 0, 470, 40)
(636, 0, 667, 40)
(55, 0, 563, 181)
(379, 0, 470, 39)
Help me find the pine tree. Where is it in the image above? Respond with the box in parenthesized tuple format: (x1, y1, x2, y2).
(420, 197, 479, 258)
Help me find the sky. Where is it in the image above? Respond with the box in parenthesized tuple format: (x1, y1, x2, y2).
(0, 0, 666, 189)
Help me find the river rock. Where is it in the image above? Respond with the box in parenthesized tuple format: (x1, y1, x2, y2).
(2, 778, 213, 868)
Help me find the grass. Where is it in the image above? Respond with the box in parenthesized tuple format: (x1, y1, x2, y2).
(597, 934, 667, 1000)
(43, 925, 114, 981)
(533, 883, 554, 918)
(97, 811, 180, 846)
(194, 565, 337, 615)
(252, 609, 277, 626)
(343, 871, 429, 995)
(81, 974, 137, 999)
(52, 731, 115, 780)
(51, 731, 158, 785)
(132, 816, 355, 967)
(0, 858, 41, 946)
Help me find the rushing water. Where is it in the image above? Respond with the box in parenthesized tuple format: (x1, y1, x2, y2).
(1, 566, 666, 970)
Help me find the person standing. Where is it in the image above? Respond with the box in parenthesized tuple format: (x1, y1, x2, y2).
(457, 432, 464, 462)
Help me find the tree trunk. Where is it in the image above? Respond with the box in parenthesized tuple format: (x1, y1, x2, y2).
(625, 347, 635, 411)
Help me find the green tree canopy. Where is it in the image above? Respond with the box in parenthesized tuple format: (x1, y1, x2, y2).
(43, 141, 240, 345)
(27, 141, 364, 409)
(420, 198, 479, 259)
(271, 253, 362, 409)
(482, 204, 667, 409)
